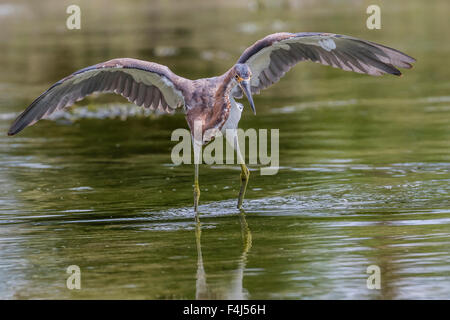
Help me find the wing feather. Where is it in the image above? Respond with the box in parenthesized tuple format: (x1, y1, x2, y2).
(8, 58, 186, 135)
(234, 32, 415, 97)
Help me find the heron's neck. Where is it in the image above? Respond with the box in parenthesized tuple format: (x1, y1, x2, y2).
(206, 69, 237, 131)
(223, 69, 239, 96)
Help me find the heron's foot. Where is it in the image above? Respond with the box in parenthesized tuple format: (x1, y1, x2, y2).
(194, 182, 201, 212)
(237, 164, 250, 209)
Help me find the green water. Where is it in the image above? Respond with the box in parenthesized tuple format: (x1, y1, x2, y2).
(0, 0, 449, 299)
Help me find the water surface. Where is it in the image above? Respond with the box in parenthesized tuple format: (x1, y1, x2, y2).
(0, 0, 449, 299)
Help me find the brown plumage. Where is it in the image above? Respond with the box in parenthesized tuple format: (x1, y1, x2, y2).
(7, 32, 416, 211)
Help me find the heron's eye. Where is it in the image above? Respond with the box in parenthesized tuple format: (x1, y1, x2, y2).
(235, 75, 239, 79)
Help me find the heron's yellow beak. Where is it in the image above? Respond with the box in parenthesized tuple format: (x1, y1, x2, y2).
(239, 79, 256, 115)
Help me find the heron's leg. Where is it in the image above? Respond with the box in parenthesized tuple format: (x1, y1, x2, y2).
(238, 164, 250, 209)
(193, 139, 202, 213)
(236, 141, 250, 209)
(194, 163, 200, 212)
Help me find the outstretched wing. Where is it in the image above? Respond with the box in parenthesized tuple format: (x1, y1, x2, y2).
(233, 32, 416, 97)
(8, 58, 186, 135)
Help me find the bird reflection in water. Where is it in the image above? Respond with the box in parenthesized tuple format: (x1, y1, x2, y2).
(194, 211, 252, 300)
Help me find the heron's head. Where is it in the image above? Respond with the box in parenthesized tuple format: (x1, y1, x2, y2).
(233, 64, 256, 115)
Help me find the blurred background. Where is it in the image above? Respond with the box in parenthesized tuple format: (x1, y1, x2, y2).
(0, 0, 449, 299)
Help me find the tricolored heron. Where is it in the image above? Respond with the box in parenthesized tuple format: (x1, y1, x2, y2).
(8, 32, 415, 212)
